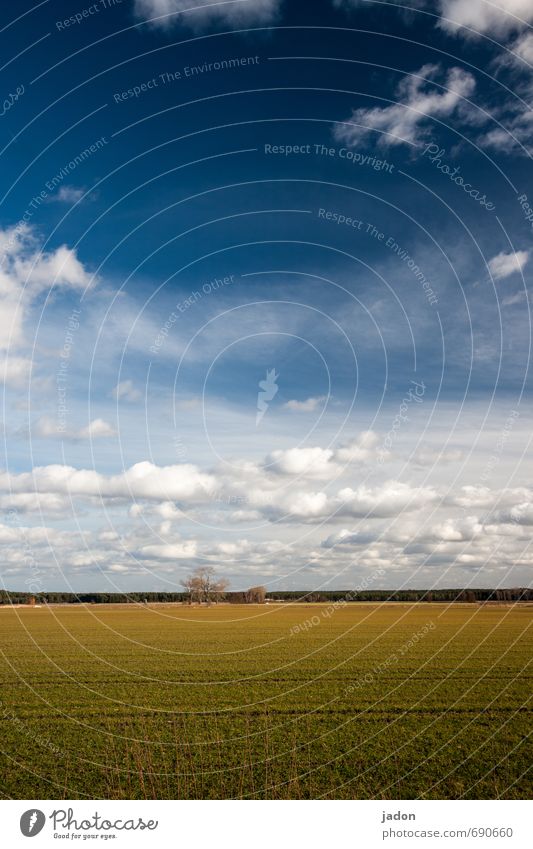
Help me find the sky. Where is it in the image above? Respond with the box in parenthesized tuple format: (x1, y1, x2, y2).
(0, 0, 532, 593)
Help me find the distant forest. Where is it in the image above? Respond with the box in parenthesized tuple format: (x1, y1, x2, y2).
(1, 587, 531, 604)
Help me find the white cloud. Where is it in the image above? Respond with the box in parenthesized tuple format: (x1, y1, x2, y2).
(478, 108, 533, 155)
(249, 479, 439, 523)
(334, 63, 476, 149)
(0, 492, 69, 514)
(106, 564, 132, 573)
(417, 515, 484, 542)
(284, 396, 326, 412)
(281, 490, 329, 519)
(0, 356, 32, 389)
(229, 509, 262, 522)
(501, 290, 527, 307)
(335, 481, 439, 519)
(265, 431, 381, 478)
(266, 446, 335, 478)
(81, 419, 117, 439)
(335, 431, 381, 464)
(439, 0, 533, 37)
(0, 224, 94, 351)
(154, 501, 183, 520)
(112, 380, 142, 402)
(0, 460, 217, 503)
(135, 0, 281, 28)
(321, 528, 360, 548)
(511, 30, 533, 61)
(488, 250, 529, 279)
(34, 416, 116, 441)
(138, 541, 198, 559)
(51, 186, 85, 204)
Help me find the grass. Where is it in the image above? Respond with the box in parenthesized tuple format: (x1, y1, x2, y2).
(0, 602, 531, 799)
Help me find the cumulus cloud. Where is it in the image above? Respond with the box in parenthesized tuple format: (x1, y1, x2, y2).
(138, 541, 198, 560)
(265, 431, 381, 478)
(334, 63, 476, 149)
(418, 515, 484, 542)
(335, 481, 439, 519)
(439, 0, 533, 37)
(0, 461, 217, 503)
(266, 446, 335, 478)
(135, 0, 282, 28)
(0, 224, 94, 351)
(284, 396, 326, 412)
(251, 479, 439, 523)
(112, 380, 142, 402)
(488, 250, 529, 279)
(0, 492, 69, 514)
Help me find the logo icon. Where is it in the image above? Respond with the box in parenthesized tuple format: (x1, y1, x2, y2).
(256, 368, 279, 425)
(20, 810, 46, 837)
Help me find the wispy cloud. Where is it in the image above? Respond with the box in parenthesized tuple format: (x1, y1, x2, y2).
(112, 380, 142, 402)
(488, 249, 529, 280)
(49, 186, 86, 204)
(135, 0, 282, 29)
(34, 417, 116, 441)
(284, 396, 326, 412)
(334, 63, 476, 149)
(438, 0, 533, 37)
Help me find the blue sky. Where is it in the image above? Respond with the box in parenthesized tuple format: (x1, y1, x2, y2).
(1, 0, 532, 592)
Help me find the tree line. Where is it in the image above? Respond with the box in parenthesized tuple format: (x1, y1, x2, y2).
(0, 584, 531, 605)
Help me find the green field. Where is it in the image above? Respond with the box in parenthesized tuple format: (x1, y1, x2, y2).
(0, 603, 531, 799)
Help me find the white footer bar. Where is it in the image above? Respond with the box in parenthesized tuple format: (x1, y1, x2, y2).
(2, 799, 531, 848)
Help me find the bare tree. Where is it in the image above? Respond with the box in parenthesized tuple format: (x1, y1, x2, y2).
(245, 586, 266, 604)
(181, 574, 202, 605)
(211, 576, 229, 604)
(182, 567, 228, 605)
